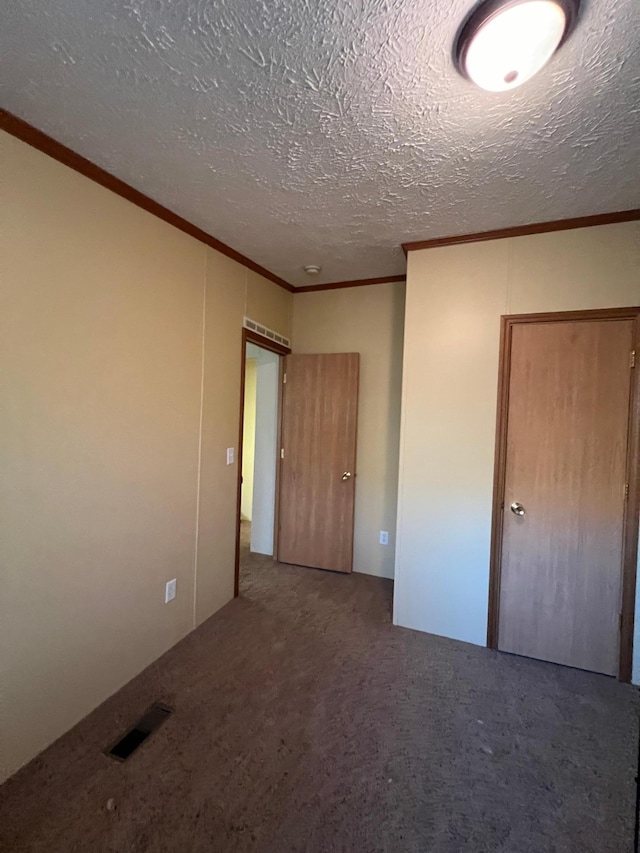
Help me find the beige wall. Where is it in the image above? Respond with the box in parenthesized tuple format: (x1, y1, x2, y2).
(246, 270, 292, 339)
(394, 223, 640, 667)
(241, 360, 258, 520)
(0, 130, 293, 782)
(292, 283, 405, 579)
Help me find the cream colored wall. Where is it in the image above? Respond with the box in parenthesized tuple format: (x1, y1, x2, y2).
(246, 270, 292, 338)
(292, 283, 405, 579)
(241, 360, 258, 520)
(394, 223, 640, 668)
(1, 130, 293, 782)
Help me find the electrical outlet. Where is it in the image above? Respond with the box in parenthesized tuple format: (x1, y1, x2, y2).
(379, 531, 389, 545)
(226, 447, 235, 465)
(165, 579, 177, 603)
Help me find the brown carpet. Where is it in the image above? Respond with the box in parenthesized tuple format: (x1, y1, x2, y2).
(1, 523, 638, 852)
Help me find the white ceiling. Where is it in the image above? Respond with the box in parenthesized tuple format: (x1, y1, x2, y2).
(2, 0, 639, 287)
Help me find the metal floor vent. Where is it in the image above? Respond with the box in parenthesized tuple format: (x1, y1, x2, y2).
(106, 703, 172, 761)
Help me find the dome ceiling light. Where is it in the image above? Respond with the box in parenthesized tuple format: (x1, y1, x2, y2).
(455, 0, 580, 92)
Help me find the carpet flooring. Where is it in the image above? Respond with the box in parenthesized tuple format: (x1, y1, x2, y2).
(1, 524, 638, 852)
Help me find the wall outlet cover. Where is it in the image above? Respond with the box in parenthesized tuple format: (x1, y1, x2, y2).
(226, 447, 235, 465)
(379, 531, 389, 545)
(165, 579, 177, 603)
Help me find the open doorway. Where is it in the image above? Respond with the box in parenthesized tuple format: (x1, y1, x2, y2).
(234, 330, 361, 595)
(235, 329, 289, 595)
(242, 341, 279, 555)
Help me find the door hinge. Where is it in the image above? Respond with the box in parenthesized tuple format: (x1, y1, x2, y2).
(631, 350, 636, 369)
(624, 483, 629, 500)
(283, 372, 287, 384)
(280, 448, 285, 459)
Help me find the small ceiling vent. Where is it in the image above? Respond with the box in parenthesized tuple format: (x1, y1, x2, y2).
(243, 317, 290, 349)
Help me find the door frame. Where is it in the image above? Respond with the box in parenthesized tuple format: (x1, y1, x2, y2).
(234, 328, 291, 597)
(487, 306, 640, 681)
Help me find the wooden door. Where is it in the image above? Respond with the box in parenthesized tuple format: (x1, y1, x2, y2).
(278, 353, 359, 573)
(498, 318, 634, 675)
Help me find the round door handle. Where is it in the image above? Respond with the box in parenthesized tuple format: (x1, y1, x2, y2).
(341, 471, 352, 481)
(510, 501, 525, 516)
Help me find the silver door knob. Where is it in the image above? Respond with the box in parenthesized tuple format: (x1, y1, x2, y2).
(341, 471, 352, 481)
(510, 502, 525, 516)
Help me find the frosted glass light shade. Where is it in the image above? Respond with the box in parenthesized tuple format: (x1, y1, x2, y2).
(456, 0, 578, 92)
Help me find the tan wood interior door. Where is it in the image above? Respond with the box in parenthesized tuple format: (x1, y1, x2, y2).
(278, 353, 359, 573)
(498, 319, 634, 675)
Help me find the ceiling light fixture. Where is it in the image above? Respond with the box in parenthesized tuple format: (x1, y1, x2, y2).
(455, 0, 579, 92)
(303, 265, 322, 276)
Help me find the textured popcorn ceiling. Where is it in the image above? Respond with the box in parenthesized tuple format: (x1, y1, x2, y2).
(2, 0, 639, 287)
